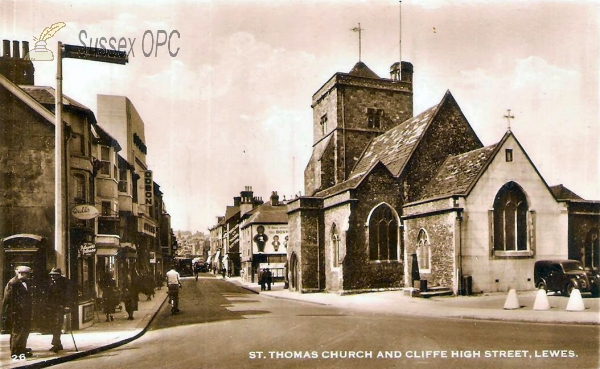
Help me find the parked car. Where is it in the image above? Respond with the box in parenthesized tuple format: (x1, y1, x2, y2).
(534, 260, 600, 297)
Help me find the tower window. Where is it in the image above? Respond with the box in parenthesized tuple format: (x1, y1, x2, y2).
(367, 108, 384, 129)
(320, 114, 328, 135)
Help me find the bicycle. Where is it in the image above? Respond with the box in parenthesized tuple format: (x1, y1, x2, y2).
(167, 284, 181, 315)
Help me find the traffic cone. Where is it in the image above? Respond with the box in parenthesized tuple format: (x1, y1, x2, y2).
(566, 289, 585, 312)
(533, 288, 550, 310)
(503, 288, 520, 310)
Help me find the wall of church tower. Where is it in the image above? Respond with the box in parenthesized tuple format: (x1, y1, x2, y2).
(305, 66, 413, 195)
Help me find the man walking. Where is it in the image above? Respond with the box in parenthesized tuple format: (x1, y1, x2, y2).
(166, 264, 181, 313)
(2, 266, 34, 358)
(47, 268, 73, 353)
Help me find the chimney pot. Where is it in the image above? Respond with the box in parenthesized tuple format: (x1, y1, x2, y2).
(12, 41, 20, 59)
(2, 40, 9, 57)
(22, 41, 29, 57)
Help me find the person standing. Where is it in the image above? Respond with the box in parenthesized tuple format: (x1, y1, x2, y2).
(47, 268, 73, 353)
(1, 266, 34, 358)
(266, 268, 273, 291)
(121, 278, 138, 320)
(258, 268, 265, 291)
(100, 272, 118, 322)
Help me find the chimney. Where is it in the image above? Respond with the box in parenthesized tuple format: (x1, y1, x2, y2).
(270, 191, 279, 206)
(22, 41, 29, 58)
(0, 40, 35, 85)
(390, 62, 400, 81)
(233, 196, 241, 207)
(12, 41, 20, 58)
(401, 61, 413, 84)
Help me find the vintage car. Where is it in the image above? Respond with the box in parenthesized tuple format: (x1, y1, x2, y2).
(534, 260, 600, 297)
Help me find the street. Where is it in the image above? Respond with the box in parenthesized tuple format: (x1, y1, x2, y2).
(53, 274, 599, 369)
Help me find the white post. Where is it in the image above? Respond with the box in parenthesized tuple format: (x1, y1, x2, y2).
(55, 41, 66, 272)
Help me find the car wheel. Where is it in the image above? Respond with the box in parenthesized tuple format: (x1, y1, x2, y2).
(535, 280, 547, 291)
(563, 281, 576, 297)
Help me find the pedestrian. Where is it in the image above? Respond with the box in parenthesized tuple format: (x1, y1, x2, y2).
(46, 268, 74, 353)
(142, 273, 154, 301)
(258, 268, 265, 291)
(100, 272, 118, 322)
(266, 268, 273, 291)
(1, 266, 34, 358)
(121, 278, 138, 320)
(221, 266, 226, 279)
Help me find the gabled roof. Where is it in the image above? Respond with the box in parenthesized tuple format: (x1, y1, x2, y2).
(348, 61, 380, 79)
(0, 73, 55, 124)
(242, 202, 288, 228)
(550, 184, 583, 201)
(420, 144, 498, 199)
(350, 101, 440, 179)
(224, 206, 240, 223)
(20, 85, 97, 123)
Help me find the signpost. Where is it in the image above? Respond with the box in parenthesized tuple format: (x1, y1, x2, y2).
(55, 42, 128, 274)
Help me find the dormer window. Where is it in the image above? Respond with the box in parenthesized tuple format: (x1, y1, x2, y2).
(367, 108, 384, 129)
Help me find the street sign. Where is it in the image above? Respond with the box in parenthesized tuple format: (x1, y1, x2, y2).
(71, 204, 100, 220)
(62, 44, 128, 65)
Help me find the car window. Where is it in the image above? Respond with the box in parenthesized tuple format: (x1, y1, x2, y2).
(561, 261, 584, 272)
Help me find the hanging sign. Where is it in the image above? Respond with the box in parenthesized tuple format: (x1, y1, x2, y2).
(71, 205, 100, 220)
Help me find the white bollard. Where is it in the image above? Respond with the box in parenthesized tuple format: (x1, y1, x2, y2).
(533, 288, 550, 310)
(566, 289, 585, 312)
(503, 288, 520, 310)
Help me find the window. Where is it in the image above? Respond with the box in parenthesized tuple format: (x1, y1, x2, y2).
(493, 181, 529, 252)
(367, 108, 384, 129)
(417, 229, 431, 272)
(368, 204, 399, 261)
(320, 114, 328, 135)
(73, 173, 86, 203)
(100, 146, 110, 176)
(69, 133, 84, 155)
(101, 201, 112, 216)
(119, 168, 129, 193)
(331, 223, 341, 267)
(505, 149, 513, 162)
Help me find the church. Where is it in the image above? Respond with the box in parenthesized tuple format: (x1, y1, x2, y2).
(286, 60, 600, 295)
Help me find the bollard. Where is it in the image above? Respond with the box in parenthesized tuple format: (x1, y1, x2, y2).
(503, 288, 520, 310)
(566, 289, 585, 312)
(533, 288, 550, 310)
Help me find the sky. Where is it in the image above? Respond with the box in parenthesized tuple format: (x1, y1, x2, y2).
(1, 0, 598, 233)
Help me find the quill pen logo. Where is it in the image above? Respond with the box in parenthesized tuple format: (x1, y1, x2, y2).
(25, 22, 66, 61)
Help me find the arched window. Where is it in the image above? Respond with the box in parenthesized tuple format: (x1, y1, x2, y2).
(417, 229, 430, 272)
(368, 204, 399, 261)
(493, 182, 529, 252)
(331, 223, 341, 267)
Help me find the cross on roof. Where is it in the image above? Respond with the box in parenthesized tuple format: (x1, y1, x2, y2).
(351, 23, 364, 61)
(504, 109, 515, 132)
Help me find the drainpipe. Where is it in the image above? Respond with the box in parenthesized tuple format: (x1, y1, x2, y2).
(457, 209, 463, 295)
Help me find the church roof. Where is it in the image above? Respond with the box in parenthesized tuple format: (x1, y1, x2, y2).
(420, 144, 498, 199)
(350, 103, 439, 179)
(348, 61, 380, 79)
(549, 184, 583, 201)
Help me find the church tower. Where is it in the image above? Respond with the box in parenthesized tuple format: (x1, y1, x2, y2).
(304, 60, 414, 195)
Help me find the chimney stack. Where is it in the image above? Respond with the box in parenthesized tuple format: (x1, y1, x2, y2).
(0, 40, 35, 85)
(270, 191, 279, 206)
(22, 41, 29, 58)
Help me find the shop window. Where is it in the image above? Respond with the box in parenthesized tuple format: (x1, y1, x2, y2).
(368, 204, 399, 261)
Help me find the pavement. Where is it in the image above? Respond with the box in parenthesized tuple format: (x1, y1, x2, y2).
(2, 275, 599, 368)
